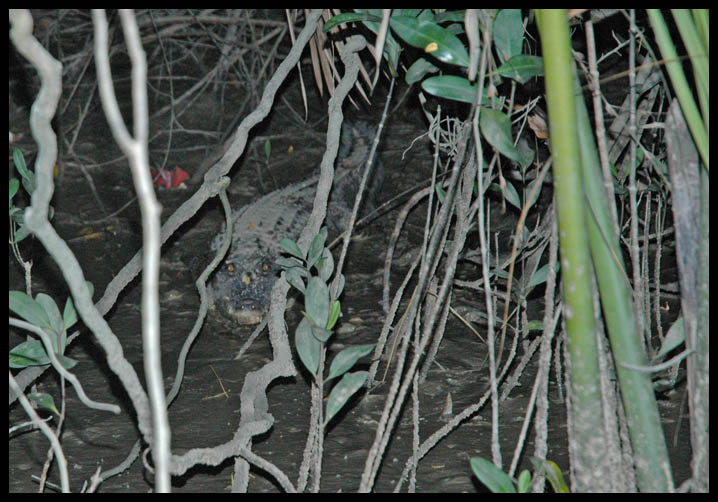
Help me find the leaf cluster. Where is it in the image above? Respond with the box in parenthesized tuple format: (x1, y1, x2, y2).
(278, 227, 374, 425)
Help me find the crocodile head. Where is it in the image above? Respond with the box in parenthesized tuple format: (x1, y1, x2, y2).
(208, 256, 280, 326)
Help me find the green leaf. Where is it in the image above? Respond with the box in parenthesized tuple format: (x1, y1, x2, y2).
(523, 178, 543, 210)
(264, 138, 271, 162)
(84, 281, 94, 299)
(58, 353, 78, 369)
(9, 340, 51, 368)
(9, 339, 77, 369)
(9, 291, 53, 331)
(309, 322, 333, 343)
(9, 205, 23, 220)
(652, 157, 669, 179)
(494, 10, 524, 61)
(500, 179, 521, 211)
(395, 9, 422, 19)
(405, 57, 439, 85)
(434, 183, 447, 203)
(280, 237, 305, 260)
(525, 320, 544, 332)
(654, 316, 684, 361)
(390, 16, 470, 67)
(275, 256, 303, 269)
(325, 371, 368, 425)
(53, 353, 77, 370)
(526, 262, 551, 290)
(323, 12, 382, 32)
(9, 178, 20, 203)
(480, 107, 521, 163)
(516, 469, 532, 493)
(285, 267, 307, 294)
(305, 277, 331, 328)
(13, 148, 30, 180)
(490, 267, 509, 280)
(516, 137, 536, 171)
(421, 75, 489, 104)
(317, 248, 334, 283)
(470, 457, 516, 493)
(521, 261, 551, 292)
(327, 344, 375, 382)
(434, 10, 466, 23)
(295, 317, 321, 376)
(335, 274, 346, 299)
(307, 227, 328, 271)
(326, 300, 341, 331)
(63, 296, 78, 331)
(495, 55, 544, 84)
(27, 393, 60, 415)
(35, 293, 65, 351)
(12, 224, 31, 243)
(530, 457, 570, 493)
(21, 171, 36, 197)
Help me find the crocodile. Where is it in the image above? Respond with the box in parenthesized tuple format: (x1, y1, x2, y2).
(208, 121, 382, 327)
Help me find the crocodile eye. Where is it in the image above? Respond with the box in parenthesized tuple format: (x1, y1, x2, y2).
(226, 263, 236, 275)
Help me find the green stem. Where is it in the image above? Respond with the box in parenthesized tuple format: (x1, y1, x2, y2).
(536, 9, 605, 491)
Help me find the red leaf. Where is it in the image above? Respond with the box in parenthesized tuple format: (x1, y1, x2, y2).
(169, 167, 189, 187)
(151, 167, 189, 189)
